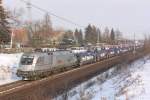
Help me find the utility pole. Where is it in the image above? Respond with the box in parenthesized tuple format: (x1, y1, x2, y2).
(10, 29, 14, 49)
(97, 28, 100, 46)
(26, 0, 33, 44)
(27, 0, 32, 21)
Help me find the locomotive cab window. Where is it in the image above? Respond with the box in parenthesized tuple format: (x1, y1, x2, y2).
(21, 56, 34, 65)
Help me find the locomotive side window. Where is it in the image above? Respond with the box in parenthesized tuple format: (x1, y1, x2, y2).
(36, 57, 44, 65)
(21, 56, 34, 65)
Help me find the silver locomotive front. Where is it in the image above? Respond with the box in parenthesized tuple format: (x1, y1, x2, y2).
(16, 53, 40, 79)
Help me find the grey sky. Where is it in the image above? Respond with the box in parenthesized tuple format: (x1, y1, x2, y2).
(4, 0, 150, 39)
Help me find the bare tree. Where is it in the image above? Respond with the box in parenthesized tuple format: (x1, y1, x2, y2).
(115, 29, 122, 40)
(42, 13, 53, 42)
(103, 27, 110, 43)
(7, 8, 27, 47)
(8, 8, 24, 27)
(24, 13, 53, 47)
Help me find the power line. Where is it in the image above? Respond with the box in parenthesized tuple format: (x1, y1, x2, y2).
(26, 0, 32, 21)
(19, 0, 85, 28)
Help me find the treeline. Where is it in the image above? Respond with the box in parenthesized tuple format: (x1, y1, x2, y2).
(0, 2, 124, 48)
(0, 0, 10, 44)
(144, 35, 150, 49)
(61, 24, 123, 46)
(84, 24, 122, 44)
(1, 0, 150, 49)
(0, 2, 144, 48)
(0, 2, 123, 47)
(8, 10, 123, 47)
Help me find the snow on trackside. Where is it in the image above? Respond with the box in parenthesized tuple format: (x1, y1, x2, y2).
(54, 56, 150, 100)
(0, 53, 23, 85)
(131, 60, 150, 100)
(91, 57, 150, 100)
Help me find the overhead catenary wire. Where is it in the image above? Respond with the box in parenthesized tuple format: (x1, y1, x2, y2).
(19, 0, 85, 28)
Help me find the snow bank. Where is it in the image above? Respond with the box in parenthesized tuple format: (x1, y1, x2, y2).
(54, 56, 150, 100)
(131, 60, 150, 100)
(0, 53, 23, 68)
(0, 53, 23, 85)
(91, 57, 150, 100)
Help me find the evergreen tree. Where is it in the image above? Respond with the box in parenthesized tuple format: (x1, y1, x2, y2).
(74, 28, 79, 44)
(0, 0, 10, 44)
(110, 28, 115, 41)
(85, 24, 97, 44)
(61, 30, 75, 45)
(85, 24, 92, 44)
(74, 28, 83, 45)
(78, 29, 83, 45)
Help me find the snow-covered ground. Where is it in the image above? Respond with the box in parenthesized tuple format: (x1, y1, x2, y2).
(54, 56, 150, 100)
(0, 53, 23, 85)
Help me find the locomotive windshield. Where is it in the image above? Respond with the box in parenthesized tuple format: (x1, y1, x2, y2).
(21, 55, 34, 65)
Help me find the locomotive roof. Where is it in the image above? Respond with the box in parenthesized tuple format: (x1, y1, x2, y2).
(22, 52, 46, 57)
(23, 50, 73, 57)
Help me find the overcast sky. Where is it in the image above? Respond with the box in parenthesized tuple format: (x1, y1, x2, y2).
(3, 0, 150, 39)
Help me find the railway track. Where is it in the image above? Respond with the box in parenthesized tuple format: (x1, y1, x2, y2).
(0, 68, 76, 96)
(0, 81, 28, 95)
